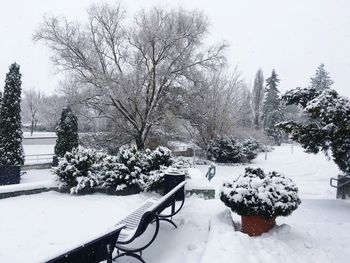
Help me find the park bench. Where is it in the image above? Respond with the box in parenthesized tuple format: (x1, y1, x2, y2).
(45, 224, 125, 263)
(45, 180, 186, 263)
(114, 180, 186, 263)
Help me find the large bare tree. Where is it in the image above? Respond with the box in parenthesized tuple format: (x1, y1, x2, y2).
(34, 3, 226, 149)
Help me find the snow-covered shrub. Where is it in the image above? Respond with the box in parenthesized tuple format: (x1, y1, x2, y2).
(144, 146, 173, 172)
(53, 145, 175, 194)
(53, 148, 102, 194)
(117, 146, 145, 173)
(115, 146, 174, 192)
(241, 139, 259, 162)
(143, 169, 166, 192)
(100, 155, 142, 192)
(207, 136, 242, 163)
(220, 167, 301, 219)
(207, 137, 259, 163)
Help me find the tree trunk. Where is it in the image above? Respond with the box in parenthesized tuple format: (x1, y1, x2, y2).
(30, 119, 34, 136)
(134, 134, 145, 150)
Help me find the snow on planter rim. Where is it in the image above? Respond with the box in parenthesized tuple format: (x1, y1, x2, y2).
(220, 167, 301, 219)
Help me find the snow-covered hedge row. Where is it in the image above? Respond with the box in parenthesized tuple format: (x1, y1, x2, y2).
(53, 146, 174, 194)
(207, 137, 259, 163)
(220, 167, 301, 219)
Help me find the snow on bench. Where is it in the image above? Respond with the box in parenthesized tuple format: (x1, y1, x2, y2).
(114, 181, 187, 262)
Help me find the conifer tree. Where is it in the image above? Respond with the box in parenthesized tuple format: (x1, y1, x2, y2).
(252, 69, 265, 130)
(54, 106, 79, 157)
(239, 90, 254, 128)
(310, 63, 333, 91)
(0, 63, 24, 165)
(278, 88, 350, 174)
(263, 69, 283, 144)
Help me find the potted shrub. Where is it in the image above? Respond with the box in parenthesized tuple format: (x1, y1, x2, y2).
(220, 167, 301, 236)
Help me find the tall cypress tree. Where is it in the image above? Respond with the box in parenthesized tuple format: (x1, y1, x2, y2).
(0, 63, 24, 165)
(263, 69, 283, 144)
(239, 89, 254, 128)
(310, 63, 333, 91)
(252, 69, 265, 130)
(55, 106, 78, 157)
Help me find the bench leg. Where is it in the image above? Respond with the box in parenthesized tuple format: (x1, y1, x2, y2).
(158, 217, 177, 228)
(113, 252, 146, 263)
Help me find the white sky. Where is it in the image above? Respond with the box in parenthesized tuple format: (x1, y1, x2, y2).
(0, 0, 349, 97)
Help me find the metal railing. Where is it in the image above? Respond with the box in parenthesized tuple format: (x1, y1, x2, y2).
(24, 154, 54, 164)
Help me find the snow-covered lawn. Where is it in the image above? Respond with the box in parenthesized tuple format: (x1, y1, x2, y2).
(0, 144, 349, 263)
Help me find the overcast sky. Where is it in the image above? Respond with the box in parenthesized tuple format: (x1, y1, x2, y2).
(0, 0, 349, 97)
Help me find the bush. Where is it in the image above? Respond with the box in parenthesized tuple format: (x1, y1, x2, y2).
(220, 167, 301, 219)
(53, 148, 102, 194)
(207, 137, 259, 163)
(100, 155, 142, 192)
(144, 146, 173, 172)
(53, 146, 174, 194)
(241, 139, 259, 162)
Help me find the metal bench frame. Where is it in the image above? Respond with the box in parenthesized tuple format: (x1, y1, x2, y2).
(114, 181, 186, 263)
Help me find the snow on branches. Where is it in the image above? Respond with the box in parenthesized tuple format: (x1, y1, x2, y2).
(278, 88, 350, 173)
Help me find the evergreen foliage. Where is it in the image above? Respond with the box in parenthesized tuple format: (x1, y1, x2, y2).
(207, 136, 259, 163)
(310, 63, 334, 91)
(53, 148, 102, 193)
(252, 69, 265, 130)
(263, 69, 284, 144)
(55, 107, 79, 157)
(239, 90, 254, 128)
(220, 167, 301, 219)
(278, 87, 350, 174)
(0, 63, 24, 165)
(53, 146, 174, 194)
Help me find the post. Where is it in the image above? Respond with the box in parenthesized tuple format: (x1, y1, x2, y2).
(192, 125, 198, 168)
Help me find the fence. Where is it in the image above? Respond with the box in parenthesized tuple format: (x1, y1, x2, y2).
(24, 154, 54, 165)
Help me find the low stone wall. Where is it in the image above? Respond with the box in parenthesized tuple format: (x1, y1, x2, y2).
(0, 187, 55, 199)
(186, 189, 215, 200)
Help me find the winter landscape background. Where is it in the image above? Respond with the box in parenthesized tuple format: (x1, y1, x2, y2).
(0, 1, 350, 263)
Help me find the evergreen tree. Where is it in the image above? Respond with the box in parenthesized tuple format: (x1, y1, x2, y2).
(55, 106, 79, 157)
(278, 88, 350, 174)
(252, 69, 265, 130)
(239, 89, 254, 128)
(310, 63, 333, 91)
(0, 63, 24, 165)
(263, 69, 283, 144)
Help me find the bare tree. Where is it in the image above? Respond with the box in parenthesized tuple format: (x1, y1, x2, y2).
(34, 3, 226, 149)
(23, 88, 45, 135)
(181, 68, 245, 149)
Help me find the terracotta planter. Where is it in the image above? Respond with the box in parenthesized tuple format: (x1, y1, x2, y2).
(241, 215, 276, 236)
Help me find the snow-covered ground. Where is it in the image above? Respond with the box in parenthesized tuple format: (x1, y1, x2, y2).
(197, 144, 340, 199)
(1, 144, 349, 262)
